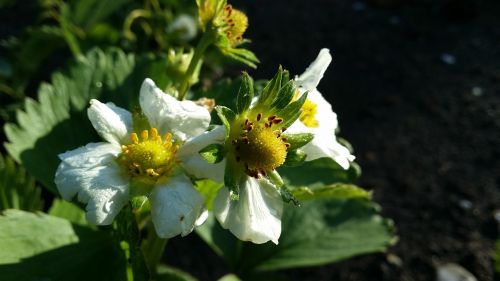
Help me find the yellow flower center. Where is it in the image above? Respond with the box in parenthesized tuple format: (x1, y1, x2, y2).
(230, 114, 289, 178)
(221, 4, 248, 46)
(118, 128, 178, 184)
(294, 91, 319, 128)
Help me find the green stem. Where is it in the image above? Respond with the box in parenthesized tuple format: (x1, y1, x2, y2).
(143, 227, 168, 276)
(178, 28, 217, 100)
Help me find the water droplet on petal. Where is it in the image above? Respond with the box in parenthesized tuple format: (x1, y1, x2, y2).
(104, 200, 113, 213)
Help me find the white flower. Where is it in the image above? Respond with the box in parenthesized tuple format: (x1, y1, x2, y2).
(287, 48, 355, 169)
(213, 175, 283, 244)
(55, 78, 211, 238)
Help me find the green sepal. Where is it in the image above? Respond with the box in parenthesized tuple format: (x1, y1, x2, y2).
(282, 133, 314, 150)
(224, 158, 241, 200)
(279, 185, 300, 206)
(270, 80, 296, 110)
(130, 195, 150, 213)
(267, 169, 284, 188)
(218, 44, 259, 68)
(283, 149, 306, 167)
(215, 105, 236, 136)
(199, 143, 225, 164)
(236, 72, 254, 114)
(276, 91, 308, 129)
(257, 66, 283, 107)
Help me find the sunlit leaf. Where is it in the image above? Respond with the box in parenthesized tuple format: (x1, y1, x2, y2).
(0, 210, 127, 281)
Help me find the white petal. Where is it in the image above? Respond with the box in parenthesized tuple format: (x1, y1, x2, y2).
(307, 89, 338, 133)
(139, 78, 211, 141)
(177, 126, 226, 183)
(87, 99, 133, 145)
(55, 143, 129, 225)
(301, 135, 355, 169)
(150, 174, 205, 238)
(296, 48, 332, 91)
(214, 176, 283, 244)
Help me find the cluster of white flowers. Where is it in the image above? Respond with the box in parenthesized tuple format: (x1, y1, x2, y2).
(55, 48, 354, 244)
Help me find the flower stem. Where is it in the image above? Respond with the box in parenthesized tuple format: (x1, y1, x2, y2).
(143, 225, 168, 276)
(178, 28, 217, 100)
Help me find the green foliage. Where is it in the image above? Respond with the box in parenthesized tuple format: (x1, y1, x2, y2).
(293, 184, 371, 201)
(195, 179, 222, 211)
(197, 197, 395, 275)
(279, 158, 361, 187)
(0, 209, 127, 281)
(0, 154, 43, 211)
(199, 144, 225, 164)
(48, 199, 87, 225)
(4, 48, 169, 193)
(157, 265, 198, 281)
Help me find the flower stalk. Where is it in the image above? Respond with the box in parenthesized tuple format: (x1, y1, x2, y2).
(178, 27, 217, 100)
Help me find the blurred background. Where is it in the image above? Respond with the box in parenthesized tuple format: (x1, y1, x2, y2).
(1, 0, 499, 280)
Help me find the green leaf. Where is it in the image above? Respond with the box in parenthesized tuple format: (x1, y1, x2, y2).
(0, 210, 127, 281)
(199, 144, 225, 164)
(0, 154, 43, 212)
(238, 199, 396, 272)
(48, 199, 87, 225)
(236, 72, 254, 114)
(279, 158, 360, 187)
(156, 265, 198, 281)
(198, 198, 395, 274)
(293, 184, 371, 201)
(4, 48, 169, 193)
(282, 133, 314, 150)
(215, 105, 236, 136)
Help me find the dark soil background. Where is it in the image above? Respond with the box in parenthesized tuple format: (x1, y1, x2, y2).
(168, 0, 500, 280)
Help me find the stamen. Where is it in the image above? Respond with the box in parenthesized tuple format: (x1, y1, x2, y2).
(131, 133, 139, 144)
(141, 130, 148, 140)
(257, 113, 262, 121)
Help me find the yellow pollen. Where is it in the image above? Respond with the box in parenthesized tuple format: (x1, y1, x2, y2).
(231, 115, 288, 177)
(119, 128, 178, 183)
(221, 5, 248, 46)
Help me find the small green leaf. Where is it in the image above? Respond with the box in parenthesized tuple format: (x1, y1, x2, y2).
(282, 133, 314, 150)
(276, 91, 308, 129)
(283, 149, 306, 167)
(48, 199, 87, 225)
(199, 144, 225, 164)
(293, 184, 371, 201)
(215, 105, 236, 136)
(0, 210, 127, 281)
(236, 72, 254, 114)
